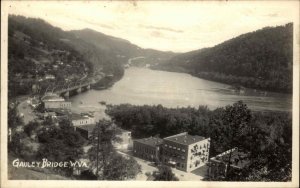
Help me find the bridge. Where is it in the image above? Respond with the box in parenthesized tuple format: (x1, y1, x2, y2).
(44, 78, 97, 98)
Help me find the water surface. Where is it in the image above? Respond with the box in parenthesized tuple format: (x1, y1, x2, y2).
(70, 67, 292, 118)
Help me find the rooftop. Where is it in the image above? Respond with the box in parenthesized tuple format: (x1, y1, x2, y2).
(47, 108, 70, 115)
(42, 93, 65, 102)
(210, 148, 251, 169)
(115, 127, 131, 134)
(164, 132, 206, 145)
(70, 113, 92, 121)
(76, 124, 96, 133)
(134, 136, 163, 147)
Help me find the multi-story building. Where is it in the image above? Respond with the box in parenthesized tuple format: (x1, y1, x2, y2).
(133, 136, 163, 162)
(71, 113, 95, 139)
(161, 132, 210, 172)
(132, 132, 210, 172)
(41, 93, 71, 109)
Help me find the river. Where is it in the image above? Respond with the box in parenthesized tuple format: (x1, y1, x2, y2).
(69, 67, 292, 119)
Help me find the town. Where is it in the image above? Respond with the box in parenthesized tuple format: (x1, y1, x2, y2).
(9, 87, 251, 180)
(6, 9, 294, 183)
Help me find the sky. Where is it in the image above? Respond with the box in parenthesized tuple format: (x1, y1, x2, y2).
(5, 1, 299, 52)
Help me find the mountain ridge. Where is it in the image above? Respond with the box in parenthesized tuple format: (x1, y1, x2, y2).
(154, 23, 293, 93)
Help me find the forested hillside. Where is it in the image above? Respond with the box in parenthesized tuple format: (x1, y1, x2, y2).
(8, 15, 176, 98)
(70, 29, 176, 67)
(8, 15, 94, 97)
(155, 23, 293, 93)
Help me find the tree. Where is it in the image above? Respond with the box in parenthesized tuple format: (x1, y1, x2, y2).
(243, 112, 292, 181)
(8, 132, 27, 155)
(103, 155, 141, 180)
(79, 170, 98, 180)
(24, 121, 40, 137)
(36, 120, 85, 176)
(8, 103, 24, 130)
(209, 101, 252, 180)
(88, 119, 118, 178)
(88, 119, 141, 180)
(152, 165, 179, 181)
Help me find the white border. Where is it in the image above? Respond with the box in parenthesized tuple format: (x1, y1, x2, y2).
(1, 1, 299, 188)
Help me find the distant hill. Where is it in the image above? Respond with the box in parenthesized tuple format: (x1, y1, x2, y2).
(8, 15, 176, 97)
(155, 23, 293, 93)
(70, 28, 176, 67)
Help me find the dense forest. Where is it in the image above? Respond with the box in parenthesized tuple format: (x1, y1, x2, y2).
(155, 23, 293, 93)
(106, 102, 292, 181)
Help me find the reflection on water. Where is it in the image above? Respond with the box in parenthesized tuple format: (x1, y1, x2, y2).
(70, 67, 292, 117)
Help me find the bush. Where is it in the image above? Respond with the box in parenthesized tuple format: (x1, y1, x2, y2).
(24, 121, 40, 136)
(79, 170, 97, 180)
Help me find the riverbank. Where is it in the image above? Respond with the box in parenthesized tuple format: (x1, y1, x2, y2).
(151, 66, 292, 94)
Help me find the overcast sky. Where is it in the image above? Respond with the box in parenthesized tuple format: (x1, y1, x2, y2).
(6, 1, 298, 52)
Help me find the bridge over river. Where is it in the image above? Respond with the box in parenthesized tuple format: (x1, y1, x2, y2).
(43, 78, 97, 98)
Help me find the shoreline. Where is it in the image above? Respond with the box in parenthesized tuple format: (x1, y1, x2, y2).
(150, 66, 293, 95)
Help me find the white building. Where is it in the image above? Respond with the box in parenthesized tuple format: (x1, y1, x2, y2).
(161, 132, 210, 172)
(71, 113, 96, 139)
(114, 128, 132, 150)
(41, 93, 71, 109)
(71, 113, 95, 126)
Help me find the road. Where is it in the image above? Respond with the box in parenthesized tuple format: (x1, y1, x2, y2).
(117, 150, 157, 180)
(116, 150, 204, 181)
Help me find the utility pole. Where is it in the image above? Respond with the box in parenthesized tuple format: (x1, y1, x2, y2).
(8, 128, 12, 142)
(96, 123, 100, 177)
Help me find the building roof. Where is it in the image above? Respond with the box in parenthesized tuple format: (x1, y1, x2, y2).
(70, 113, 91, 121)
(76, 124, 96, 133)
(164, 132, 206, 146)
(115, 127, 131, 134)
(210, 148, 251, 169)
(42, 93, 65, 102)
(134, 136, 163, 147)
(47, 108, 70, 115)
